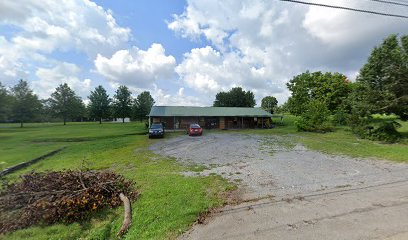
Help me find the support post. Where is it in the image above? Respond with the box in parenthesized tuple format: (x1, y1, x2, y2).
(148, 116, 151, 128)
(174, 116, 176, 131)
(241, 117, 243, 129)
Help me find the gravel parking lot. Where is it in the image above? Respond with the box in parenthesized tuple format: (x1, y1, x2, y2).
(150, 132, 408, 240)
(150, 133, 408, 199)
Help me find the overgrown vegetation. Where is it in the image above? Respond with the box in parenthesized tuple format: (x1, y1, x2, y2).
(369, 121, 402, 143)
(295, 100, 333, 132)
(284, 34, 407, 142)
(343, 34, 408, 142)
(356, 34, 408, 121)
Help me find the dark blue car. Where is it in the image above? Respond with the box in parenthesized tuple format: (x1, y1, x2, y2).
(149, 123, 165, 138)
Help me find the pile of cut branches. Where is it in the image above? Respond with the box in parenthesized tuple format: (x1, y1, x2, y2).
(0, 170, 138, 234)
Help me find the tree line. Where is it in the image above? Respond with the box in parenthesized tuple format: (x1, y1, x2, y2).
(1, 33, 406, 141)
(212, 87, 278, 113)
(211, 34, 407, 142)
(283, 34, 407, 142)
(0, 82, 154, 127)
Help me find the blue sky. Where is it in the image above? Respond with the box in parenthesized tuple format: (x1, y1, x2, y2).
(95, 0, 206, 60)
(0, 0, 407, 106)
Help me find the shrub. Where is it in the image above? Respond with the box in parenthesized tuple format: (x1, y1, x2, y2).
(346, 103, 376, 138)
(295, 100, 333, 132)
(369, 121, 402, 143)
(332, 109, 349, 126)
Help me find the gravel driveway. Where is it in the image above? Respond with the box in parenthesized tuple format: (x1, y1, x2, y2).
(150, 132, 408, 240)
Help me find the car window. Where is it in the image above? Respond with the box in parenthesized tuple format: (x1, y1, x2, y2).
(190, 124, 200, 128)
(151, 124, 163, 129)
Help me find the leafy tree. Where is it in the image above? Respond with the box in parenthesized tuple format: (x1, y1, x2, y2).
(10, 80, 41, 127)
(356, 34, 408, 120)
(133, 91, 155, 121)
(38, 99, 54, 122)
(74, 100, 87, 122)
(88, 85, 111, 124)
(113, 85, 132, 123)
(286, 71, 352, 115)
(261, 96, 278, 113)
(274, 101, 290, 114)
(49, 83, 84, 125)
(213, 87, 256, 107)
(295, 100, 333, 132)
(0, 82, 12, 122)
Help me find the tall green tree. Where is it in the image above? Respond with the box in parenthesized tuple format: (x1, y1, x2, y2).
(113, 85, 132, 123)
(133, 91, 155, 121)
(88, 85, 111, 124)
(356, 34, 408, 120)
(0, 82, 12, 122)
(261, 96, 278, 113)
(286, 71, 352, 115)
(213, 87, 256, 107)
(10, 80, 41, 127)
(49, 83, 83, 125)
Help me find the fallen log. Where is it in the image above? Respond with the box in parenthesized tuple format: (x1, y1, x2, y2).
(117, 193, 132, 237)
(0, 147, 65, 177)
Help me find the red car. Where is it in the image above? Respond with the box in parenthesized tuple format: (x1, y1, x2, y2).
(187, 123, 203, 136)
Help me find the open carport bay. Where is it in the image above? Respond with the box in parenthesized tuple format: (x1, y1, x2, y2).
(150, 133, 408, 240)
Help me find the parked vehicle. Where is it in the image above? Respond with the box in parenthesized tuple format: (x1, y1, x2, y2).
(187, 123, 203, 136)
(149, 123, 165, 138)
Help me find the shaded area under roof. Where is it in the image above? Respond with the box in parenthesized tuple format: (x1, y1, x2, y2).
(149, 106, 272, 117)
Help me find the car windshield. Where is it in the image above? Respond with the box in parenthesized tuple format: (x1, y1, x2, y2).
(190, 124, 200, 128)
(151, 124, 163, 129)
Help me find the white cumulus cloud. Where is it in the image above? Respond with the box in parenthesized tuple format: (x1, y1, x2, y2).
(94, 43, 176, 88)
(0, 0, 130, 56)
(169, 0, 408, 105)
(0, 0, 130, 93)
(302, 0, 408, 48)
(32, 62, 92, 99)
(152, 86, 205, 106)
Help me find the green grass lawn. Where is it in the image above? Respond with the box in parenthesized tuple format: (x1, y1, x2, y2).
(0, 122, 148, 170)
(1, 115, 407, 239)
(0, 122, 233, 240)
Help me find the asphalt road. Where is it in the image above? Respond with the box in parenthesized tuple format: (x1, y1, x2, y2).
(150, 133, 408, 240)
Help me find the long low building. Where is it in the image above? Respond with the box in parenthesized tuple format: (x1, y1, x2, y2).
(148, 106, 273, 130)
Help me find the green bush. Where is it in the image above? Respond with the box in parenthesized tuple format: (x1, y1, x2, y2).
(295, 100, 333, 132)
(332, 109, 349, 126)
(369, 121, 402, 143)
(347, 111, 402, 143)
(348, 113, 370, 138)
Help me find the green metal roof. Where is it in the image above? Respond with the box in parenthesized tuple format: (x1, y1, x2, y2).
(149, 106, 272, 117)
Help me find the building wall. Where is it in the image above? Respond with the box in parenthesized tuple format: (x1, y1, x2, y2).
(151, 116, 271, 130)
(112, 118, 131, 123)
